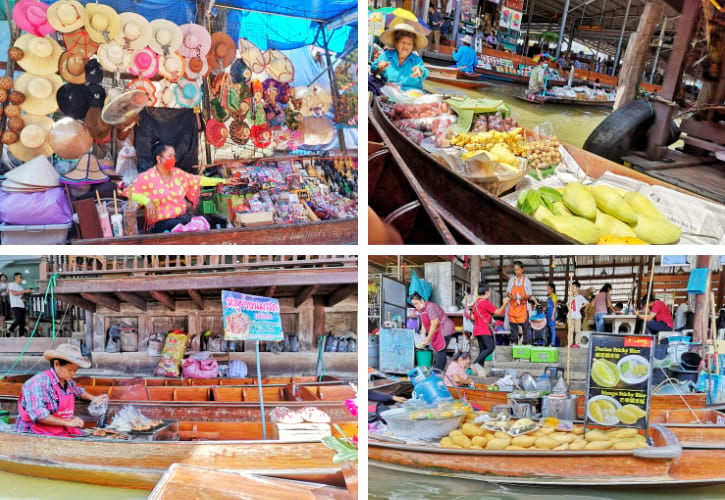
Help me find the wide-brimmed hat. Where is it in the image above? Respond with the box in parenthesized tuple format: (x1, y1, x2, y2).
(272, 126, 291, 150)
(14, 34, 63, 76)
(380, 23, 428, 51)
(47, 0, 86, 34)
(116, 12, 151, 50)
(205, 118, 227, 147)
(63, 29, 100, 59)
(149, 19, 182, 56)
(184, 56, 209, 80)
(265, 50, 295, 83)
(15, 73, 63, 115)
(238, 38, 265, 74)
(13, 0, 54, 37)
(128, 47, 159, 79)
(48, 117, 92, 159)
(59, 51, 87, 84)
(155, 79, 176, 108)
(460, 34, 473, 45)
(85, 3, 121, 44)
(85, 58, 103, 83)
(174, 78, 203, 108)
(84, 106, 112, 143)
(178, 23, 211, 58)
(97, 42, 132, 73)
(44, 343, 91, 369)
(301, 115, 334, 145)
(207, 33, 236, 72)
(229, 119, 250, 145)
(60, 152, 108, 184)
(126, 78, 157, 107)
(4, 155, 59, 190)
(87, 83, 106, 107)
(56, 83, 91, 119)
(158, 53, 185, 82)
(7, 114, 54, 162)
(101, 88, 146, 125)
(250, 124, 272, 149)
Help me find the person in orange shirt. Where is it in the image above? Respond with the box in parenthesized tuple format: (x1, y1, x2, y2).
(506, 261, 533, 344)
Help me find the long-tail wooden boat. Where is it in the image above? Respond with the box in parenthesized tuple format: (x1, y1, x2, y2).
(370, 96, 717, 244)
(148, 464, 351, 499)
(424, 64, 490, 89)
(370, 424, 725, 486)
(514, 92, 614, 109)
(474, 67, 568, 87)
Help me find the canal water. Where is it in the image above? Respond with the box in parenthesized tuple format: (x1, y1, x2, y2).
(369, 465, 725, 499)
(0, 471, 147, 500)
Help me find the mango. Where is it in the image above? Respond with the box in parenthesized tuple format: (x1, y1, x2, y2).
(462, 423, 484, 437)
(440, 437, 455, 448)
(585, 440, 613, 450)
(505, 445, 530, 450)
(511, 435, 536, 448)
(572, 426, 584, 435)
(533, 204, 554, 222)
(563, 182, 597, 220)
(623, 192, 667, 221)
(486, 437, 510, 450)
(452, 434, 472, 448)
(613, 440, 639, 450)
(534, 436, 559, 449)
(633, 215, 682, 244)
(595, 211, 637, 239)
(449, 430, 463, 438)
(551, 433, 575, 444)
(471, 435, 489, 448)
(553, 443, 569, 451)
(494, 431, 512, 441)
(585, 430, 608, 442)
(542, 215, 599, 244)
(591, 185, 638, 224)
(569, 439, 587, 450)
(469, 445, 483, 450)
(551, 201, 572, 216)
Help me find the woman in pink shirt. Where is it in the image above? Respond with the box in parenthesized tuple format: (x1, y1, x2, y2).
(593, 283, 613, 332)
(637, 294, 674, 334)
(464, 284, 509, 375)
(444, 352, 472, 387)
(410, 292, 456, 371)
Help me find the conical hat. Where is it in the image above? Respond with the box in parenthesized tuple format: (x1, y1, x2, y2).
(5, 154, 60, 187)
(60, 152, 108, 184)
(7, 114, 54, 162)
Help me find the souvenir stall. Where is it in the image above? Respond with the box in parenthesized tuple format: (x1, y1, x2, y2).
(0, 0, 358, 245)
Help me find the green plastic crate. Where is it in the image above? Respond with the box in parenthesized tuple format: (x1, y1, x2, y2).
(512, 345, 531, 359)
(530, 347, 558, 363)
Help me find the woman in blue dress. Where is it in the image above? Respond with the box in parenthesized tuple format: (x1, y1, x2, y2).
(371, 23, 429, 91)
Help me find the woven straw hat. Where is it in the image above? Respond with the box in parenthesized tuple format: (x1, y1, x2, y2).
(178, 23, 211, 58)
(97, 42, 132, 73)
(15, 73, 63, 115)
(63, 29, 100, 60)
(128, 47, 159, 79)
(85, 3, 121, 44)
(238, 38, 265, 74)
(59, 51, 87, 84)
(174, 78, 203, 108)
(126, 78, 158, 107)
(265, 50, 295, 83)
(14, 34, 63, 76)
(158, 53, 185, 82)
(184, 56, 209, 80)
(44, 343, 91, 369)
(47, 0, 86, 34)
(116, 12, 152, 51)
(207, 33, 236, 72)
(380, 23, 428, 51)
(5, 153, 59, 187)
(149, 19, 182, 56)
(13, 0, 54, 37)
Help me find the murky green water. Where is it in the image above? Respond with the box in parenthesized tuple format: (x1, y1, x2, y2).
(0, 471, 147, 500)
(423, 80, 610, 148)
(369, 465, 725, 499)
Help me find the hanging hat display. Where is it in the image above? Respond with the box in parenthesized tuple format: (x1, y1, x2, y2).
(56, 83, 91, 119)
(48, 117, 92, 159)
(15, 73, 63, 115)
(101, 88, 146, 125)
(205, 119, 228, 147)
(129, 47, 159, 79)
(174, 78, 203, 108)
(12, 0, 54, 37)
(155, 79, 176, 108)
(301, 115, 334, 145)
(229, 59, 252, 84)
(158, 53, 185, 82)
(58, 51, 87, 84)
(149, 19, 182, 56)
(116, 12, 152, 51)
(229, 120, 251, 145)
(46, 0, 86, 34)
(7, 114, 54, 162)
(250, 125, 272, 149)
(85, 58, 103, 83)
(84, 106, 112, 143)
(231, 98, 251, 121)
(63, 29, 99, 59)
(14, 34, 63, 75)
(265, 49, 295, 83)
(207, 33, 236, 72)
(285, 108, 303, 131)
(85, 3, 121, 44)
(178, 23, 211, 58)
(4, 155, 60, 189)
(238, 38, 266, 74)
(272, 127, 291, 151)
(184, 56, 209, 80)
(60, 153, 108, 184)
(87, 83, 106, 107)
(126, 79, 158, 107)
(97, 42, 132, 73)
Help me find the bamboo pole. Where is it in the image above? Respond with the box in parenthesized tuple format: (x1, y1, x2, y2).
(640, 256, 656, 336)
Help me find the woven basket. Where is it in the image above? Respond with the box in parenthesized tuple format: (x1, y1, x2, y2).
(467, 158, 528, 196)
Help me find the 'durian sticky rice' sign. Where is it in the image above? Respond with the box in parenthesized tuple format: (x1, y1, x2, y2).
(222, 291, 283, 341)
(585, 333, 654, 430)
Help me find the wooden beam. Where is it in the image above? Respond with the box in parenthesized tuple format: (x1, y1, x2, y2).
(80, 293, 120, 312)
(116, 292, 148, 311)
(264, 286, 277, 297)
(326, 285, 357, 307)
(55, 294, 96, 312)
(312, 296, 326, 349)
(295, 285, 319, 308)
(188, 289, 205, 310)
(150, 291, 176, 311)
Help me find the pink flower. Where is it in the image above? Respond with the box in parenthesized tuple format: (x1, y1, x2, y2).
(344, 398, 358, 417)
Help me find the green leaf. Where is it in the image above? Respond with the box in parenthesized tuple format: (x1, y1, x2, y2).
(321, 436, 358, 463)
(517, 189, 530, 209)
(539, 187, 562, 203)
(527, 189, 542, 212)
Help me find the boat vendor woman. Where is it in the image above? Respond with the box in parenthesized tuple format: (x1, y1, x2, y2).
(528, 56, 551, 96)
(444, 352, 473, 387)
(16, 344, 108, 436)
(507, 261, 533, 345)
(372, 23, 429, 91)
(409, 292, 456, 371)
(465, 283, 508, 376)
(453, 35, 478, 73)
(126, 140, 241, 233)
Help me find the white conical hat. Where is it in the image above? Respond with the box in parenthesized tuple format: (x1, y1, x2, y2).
(5, 155, 60, 187)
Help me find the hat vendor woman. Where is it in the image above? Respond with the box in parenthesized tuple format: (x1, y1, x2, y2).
(125, 140, 241, 233)
(372, 23, 429, 91)
(15, 344, 107, 436)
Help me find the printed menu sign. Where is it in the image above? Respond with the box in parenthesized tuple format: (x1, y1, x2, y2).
(222, 291, 283, 341)
(585, 334, 654, 429)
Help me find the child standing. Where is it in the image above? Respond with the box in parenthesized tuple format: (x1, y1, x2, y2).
(567, 281, 588, 347)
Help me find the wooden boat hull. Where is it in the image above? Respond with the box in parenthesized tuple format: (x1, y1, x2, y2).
(424, 65, 489, 89)
(651, 409, 725, 447)
(0, 430, 344, 490)
(514, 93, 614, 109)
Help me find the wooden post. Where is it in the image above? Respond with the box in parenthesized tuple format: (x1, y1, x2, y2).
(470, 255, 481, 292)
(613, 1, 664, 110)
(312, 296, 326, 349)
(693, 256, 714, 344)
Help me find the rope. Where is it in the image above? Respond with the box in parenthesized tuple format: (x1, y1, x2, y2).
(652, 367, 702, 424)
(0, 272, 60, 380)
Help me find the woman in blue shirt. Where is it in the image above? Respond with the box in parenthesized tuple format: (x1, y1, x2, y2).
(372, 23, 429, 91)
(453, 35, 478, 73)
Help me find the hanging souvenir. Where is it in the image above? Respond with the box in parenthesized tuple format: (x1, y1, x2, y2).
(229, 59, 253, 84)
(85, 59, 103, 83)
(174, 79, 203, 108)
(126, 79, 158, 107)
(116, 12, 152, 51)
(63, 29, 99, 59)
(207, 33, 236, 72)
(13, 0, 54, 37)
(149, 19, 183, 56)
(229, 119, 251, 145)
(184, 56, 209, 80)
(158, 53, 185, 82)
(7, 114, 54, 161)
(129, 48, 159, 79)
(87, 83, 106, 108)
(250, 124, 272, 148)
(46, 0, 87, 34)
(56, 83, 91, 119)
(178, 24, 212, 58)
(85, 3, 121, 44)
(97, 42, 132, 73)
(238, 38, 266, 74)
(58, 52, 87, 84)
(15, 73, 63, 115)
(205, 119, 228, 148)
(48, 117, 93, 160)
(14, 34, 63, 75)
(264, 49, 295, 83)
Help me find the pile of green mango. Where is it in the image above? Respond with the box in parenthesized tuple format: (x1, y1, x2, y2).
(517, 182, 682, 244)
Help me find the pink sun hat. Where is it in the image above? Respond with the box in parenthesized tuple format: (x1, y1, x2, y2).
(177, 23, 211, 58)
(13, 0, 54, 37)
(129, 47, 159, 79)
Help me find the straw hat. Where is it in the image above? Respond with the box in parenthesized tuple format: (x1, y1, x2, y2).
(85, 3, 121, 44)
(15, 73, 63, 115)
(56, 83, 91, 119)
(84, 106, 112, 143)
(229, 119, 250, 145)
(14, 34, 63, 76)
(87, 83, 106, 107)
(460, 34, 473, 45)
(149, 19, 182, 56)
(60, 152, 108, 184)
(58, 51, 87, 84)
(301, 115, 334, 145)
(174, 78, 203, 108)
(128, 47, 159, 79)
(185, 56, 209, 80)
(178, 23, 211, 58)
(238, 38, 265, 74)
(251, 124, 272, 149)
(116, 12, 151, 51)
(6, 153, 59, 188)
(13, 0, 54, 37)
(101, 88, 146, 125)
(205, 119, 227, 147)
(380, 23, 428, 51)
(155, 79, 176, 108)
(126, 78, 157, 107)
(63, 29, 99, 60)
(158, 53, 185, 82)
(48, 117, 92, 159)
(97, 42, 132, 73)
(265, 50, 294, 83)
(47, 0, 87, 34)
(44, 343, 91, 369)
(207, 33, 236, 72)
(7, 115, 54, 162)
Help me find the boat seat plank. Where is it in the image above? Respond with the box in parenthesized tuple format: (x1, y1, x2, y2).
(212, 387, 243, 402)
(84, 386, 112, 397)
(173, 387, 211, 402)
(146, 387, 175, 401)
(317, 386, 355, 401)
(219, 378, 256, 385)
(110, 385, 148, 401)
(243, 387, 285, 402)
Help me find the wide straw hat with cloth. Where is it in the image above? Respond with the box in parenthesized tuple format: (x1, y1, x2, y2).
(149, 19, 182, 56)
(116, 12, 152, 50)
(85, 3, 121, 44)
(178, 23, 211, 58)
(207, 33, 236, 72)
(46, 0, 87, 34)
(15, 73, 63, 115)
(13, 0, 54, 37)
(58, 51, 87, 84)
(380, 23, 428, 51)
(44, 343, 91, 369)
(7, 115, 54, 162)
(14, 34, 63, 75)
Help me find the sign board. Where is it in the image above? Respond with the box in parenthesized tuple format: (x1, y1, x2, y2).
(499, 8, 522, 32)
(222, 291, 283, 341)
(379, 328, 415, 374)
(504, 0, 524, 11)
(496, 28, 518, 53)
(586, 333, 654, 430)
